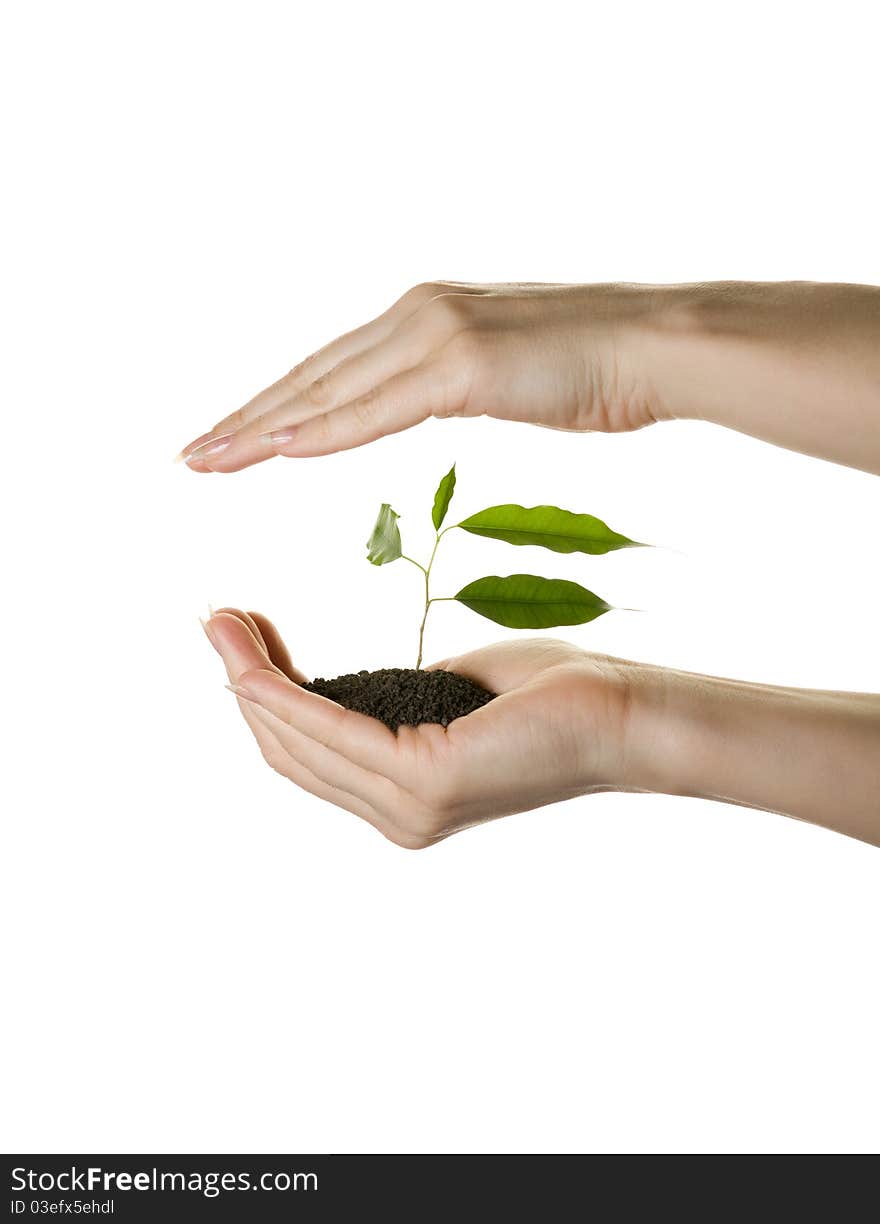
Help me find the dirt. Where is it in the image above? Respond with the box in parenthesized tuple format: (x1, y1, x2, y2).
(303, 667, 496, 732)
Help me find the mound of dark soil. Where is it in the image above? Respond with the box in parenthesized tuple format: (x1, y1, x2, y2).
(303, 667, 495, 732)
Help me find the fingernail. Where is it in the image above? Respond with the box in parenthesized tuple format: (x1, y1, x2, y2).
(261, 427, 297, 446)
(200, 614, 217, 646)
(177, 431, 221, 461)
(226, 683, 259, 704)
(188, 434, 234, 462)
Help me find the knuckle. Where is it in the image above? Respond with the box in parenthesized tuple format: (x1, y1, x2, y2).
(404, 281, 445, 306)
(428, 360, 467, 420)
(305, 371, 333, 407)
(444, 325, 481, 364)
(259, 742, 288, 776)
(352, 385, 381, 428)
(308, 411, 333, 448)
(304, 701, 358, 757)
(425, 292, 471, 331)
(220, 406, 247, 431)
(290, 348, 321, 378)
(419, 775, 458, 820)
(384, 790, 441, 842)
(431, 332, 482, 418)
(382, 825, 432, 851)
(403, 836, 433, 851)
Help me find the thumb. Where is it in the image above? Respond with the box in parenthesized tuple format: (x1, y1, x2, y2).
(203, 612, 277, 685)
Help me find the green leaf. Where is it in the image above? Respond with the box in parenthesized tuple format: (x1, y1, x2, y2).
(431, 463, 457, 531)
(454, 574, 612, 629)
(366, 503, 402, 565)
(458, 503, 643, 555)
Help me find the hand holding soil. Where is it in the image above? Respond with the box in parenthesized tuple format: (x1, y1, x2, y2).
(204, 609, 637, 849)
(203, 609, 880, 849)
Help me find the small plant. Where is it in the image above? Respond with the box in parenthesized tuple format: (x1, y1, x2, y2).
(366, 464, 647, 668)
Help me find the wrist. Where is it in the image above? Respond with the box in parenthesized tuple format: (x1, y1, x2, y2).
(617, 662, 719, 799)
(624, 282, 792, 427)
(628, 286, 723, 425)
(574, 284, 702, 428)
(572, 656, 686, 795)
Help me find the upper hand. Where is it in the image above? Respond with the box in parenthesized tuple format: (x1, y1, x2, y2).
(179, 283, 662, 472)
(203, 608, 637, 847)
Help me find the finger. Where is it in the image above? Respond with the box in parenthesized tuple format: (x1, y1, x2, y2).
(192, 315, 455, 472)
(231, 667, 402, 778)
(214, 608, 306, 686)
(244, 301, 451, 441)
(211, 606, 271, 654)
(178, 283, 452, 461)
(264, 359, 466, 459)
(233, 697, 400, 839)
(204, 322, 446, 473)
(204, 612, 281, 682)
(214, 628, 378, 812)
(212, 310, 404, 434)
(205, 617, 405, 808)
(233, 693, 424, 845)
(246, 611, 305, 684)
(279, 751, 427, 847)
(234, 689, 401, 816)
(180, 326, 390, 463)
(179, 450, 215, 474)
(282, 754, 415, 843)
(210, 606, 302, 685)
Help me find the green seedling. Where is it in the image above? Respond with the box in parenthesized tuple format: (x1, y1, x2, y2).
(366, 465, 647, 667)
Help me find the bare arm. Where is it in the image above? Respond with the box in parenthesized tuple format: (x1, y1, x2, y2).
(643, 280, 880, 474)
(204, 611, 880, 849)
(627, 664, 880, 846)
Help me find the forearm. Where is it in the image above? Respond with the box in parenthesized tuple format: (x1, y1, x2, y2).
(624, 665, 880, 846)
(636, 281, 880, 474)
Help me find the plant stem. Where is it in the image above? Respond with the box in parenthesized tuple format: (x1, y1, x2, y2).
(404, 526, 460, 667)
(416, 598, 432, 670)
(414, 533, 444, 668)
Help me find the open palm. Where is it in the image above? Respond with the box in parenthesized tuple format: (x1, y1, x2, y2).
(205, 608, 634, 848)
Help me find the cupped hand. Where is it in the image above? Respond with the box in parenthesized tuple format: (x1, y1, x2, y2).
(180, 283, 664, 472)
(203, 608, 638, 847)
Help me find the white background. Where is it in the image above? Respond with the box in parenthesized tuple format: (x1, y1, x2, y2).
(2, 0, 878, 1154)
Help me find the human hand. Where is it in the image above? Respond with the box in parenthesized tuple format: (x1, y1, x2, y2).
(202, 608, 637, 847)
(179, 283, 664, 472)
(202, 608, 880, 847)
